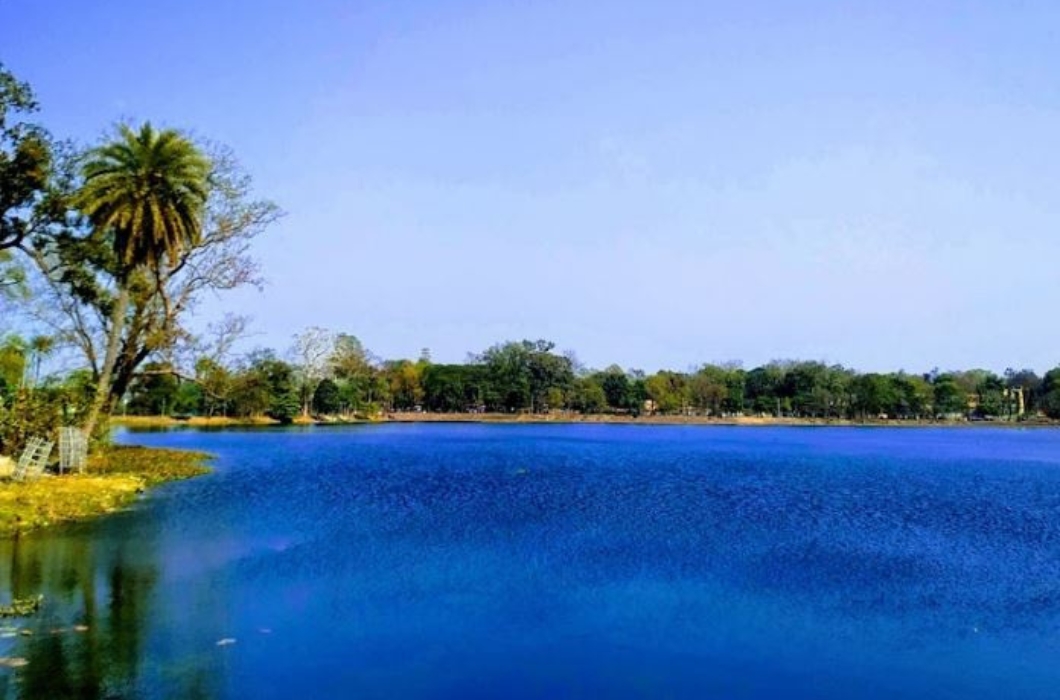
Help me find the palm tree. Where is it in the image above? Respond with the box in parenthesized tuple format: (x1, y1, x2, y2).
(76, 123, 210, 439)
(26, 334, 53, 387)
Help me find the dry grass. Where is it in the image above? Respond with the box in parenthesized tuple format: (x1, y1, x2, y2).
(111, 415, 277, 428)
(0, 445, 211, 537)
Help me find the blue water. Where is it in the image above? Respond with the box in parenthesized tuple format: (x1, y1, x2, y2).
(3, 424, 1060, 698)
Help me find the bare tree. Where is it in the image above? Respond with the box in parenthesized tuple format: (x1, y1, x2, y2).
(291, 326, 335, 417)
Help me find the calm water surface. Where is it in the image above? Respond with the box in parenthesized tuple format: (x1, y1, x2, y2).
(2, 424, 1060, 698)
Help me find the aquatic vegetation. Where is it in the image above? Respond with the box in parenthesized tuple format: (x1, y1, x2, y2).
(0, 595, 42, 617)
(87, 444, 211, 485)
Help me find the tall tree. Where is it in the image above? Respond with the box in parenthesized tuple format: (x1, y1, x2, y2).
(291, 326, 335, 417)
(74, 123, 210, 438)
(0, 65, 49, 329)
(0, 63, 51, 254)
(34, 147, 278, 415)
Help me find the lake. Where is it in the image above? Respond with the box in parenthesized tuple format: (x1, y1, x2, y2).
(2, 424, 1060, 698)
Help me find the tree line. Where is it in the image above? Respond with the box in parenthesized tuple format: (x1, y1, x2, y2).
(100, 330, 1060, 424)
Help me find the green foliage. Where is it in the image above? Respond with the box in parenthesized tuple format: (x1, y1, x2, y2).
(312, 378, 341, 414)
(195, 357, 232, 417)
(76, 123, 210, 275)
(0, 388, 63, 456)
(745, 364, 786, 415)
(0, 250, 27, 304)
(1040, 369, 1060, 419)
(933, 374, 968, 417)
(97, 334, 1060, 424)
(598, 365, 634, 411)
(645, 371, 688, 414)
(383, 359, 425, 410)
(268, 391, 300, 424)
(422, 364, 487, 412)
(173, 381, 203, 415)
(226, 351, 299, 422)
(125, 362, 179, 415)
(569, 376, 607, 413)
(0, 334, 26, 392)
(476, 340, 574, 412)
(851, 373, 897, 418)
(0, 62, 52, 254)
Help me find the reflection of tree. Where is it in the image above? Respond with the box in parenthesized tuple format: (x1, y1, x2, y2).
(20, 634, 75, 698)
(8, 536, 43, 598)
(106, 550, 156, 686)
(0, 525, 214, 700)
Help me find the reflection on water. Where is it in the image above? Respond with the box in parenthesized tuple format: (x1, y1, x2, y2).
(0, 526, 182, 699)
(0, 517, 225, 700)
(2, 424, 1060, 699)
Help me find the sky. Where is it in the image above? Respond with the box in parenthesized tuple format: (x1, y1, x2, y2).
(3, 1, 1060, 373)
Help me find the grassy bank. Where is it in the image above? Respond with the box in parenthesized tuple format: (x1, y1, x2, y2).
(111, 415, 278, 428)
(0, 445, 211, 537)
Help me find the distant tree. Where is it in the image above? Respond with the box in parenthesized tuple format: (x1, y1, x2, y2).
(597, 365, 632, 411)
(627, 370, 649, 416)
(689, 365, 729, 416)
(526, 341, 573, 411)
(291, 326, 335, 418)
(891, 372, 933, 419)
(745, 363, 786, 415)
(851, 373, 898, 418)
(477, 341, 531, 411)
(126, 361, 180, 415)
(475, 340, 572, 412)
(973, 372, 1006, 418)
(195, 357, 233, 417)
(422, 364, 488, 412)
(330, 333, 371, 379)
(645, 370, 687, 414)
(1039, 368, 1060, 419)
(1004, 368, 1041, 416)
(312, 378, 341, 415)
(569, 376, 607, 413)
(932, 374, 968, 417)
(173, 381, 202, 415)
(722, 366, 747, 415)
(383, 359, 425, 410)
(330, 333, 376, 409)
(228, 350, 298, 422)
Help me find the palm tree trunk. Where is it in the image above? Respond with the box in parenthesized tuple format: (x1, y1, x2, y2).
(82, 285, 130, 442)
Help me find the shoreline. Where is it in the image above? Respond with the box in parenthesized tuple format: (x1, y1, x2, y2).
(383, 412, 1056, 428)
(0, 445, 211, 538)
(112, 413, 1058, 429)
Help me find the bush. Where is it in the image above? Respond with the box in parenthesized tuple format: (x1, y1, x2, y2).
(0, 389, 63, 456)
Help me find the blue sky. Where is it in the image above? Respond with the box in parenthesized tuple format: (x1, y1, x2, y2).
(3, 1, 1060, 372)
